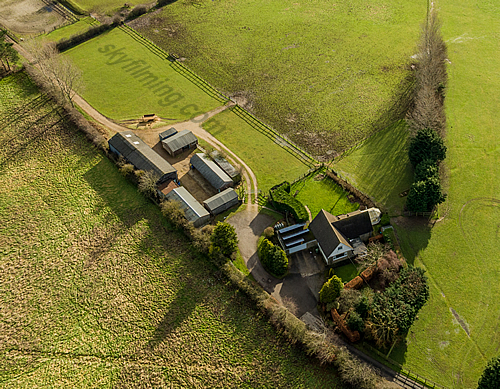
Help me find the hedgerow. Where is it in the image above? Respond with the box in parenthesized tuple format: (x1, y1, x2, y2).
(269, 182, 308, 222)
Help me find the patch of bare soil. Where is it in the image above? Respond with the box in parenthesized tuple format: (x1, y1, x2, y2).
(0, 0, 66, 35)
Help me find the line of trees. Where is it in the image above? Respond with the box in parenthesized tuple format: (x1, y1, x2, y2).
(406, 10, 448, 213)
(0, 30, 19, 75)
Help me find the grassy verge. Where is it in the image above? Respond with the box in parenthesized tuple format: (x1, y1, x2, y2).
(132, 0, 426, 155)
(291, 168, 359, 219)
(333, 121, 414, 216)
(42, 17, 98, 42)
(203, 109, 310, 193)
(64, 27, 223, 121)
(0, 72, 342, 387)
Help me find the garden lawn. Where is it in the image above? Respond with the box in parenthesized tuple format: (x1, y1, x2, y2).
(203, 108, 309, 193)
(334, 121, 413, 216)
(64, 27, 223, 121)
(133, 0, 426, 155)
(291, 168, 359, 219)
(371, 1, 500, 387)
(0, 72, 342, 387)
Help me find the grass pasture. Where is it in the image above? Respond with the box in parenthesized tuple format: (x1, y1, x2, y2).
(0, 73, 342, 387)
(290, 168, 359, 219)
(42, 17, 98, 42)
(64, 0, 139, 15)
(203, 108, 310, 193)
(333, 121, 414, 216)
(64, 26, 224, 122)
(133, 0, 426, 156)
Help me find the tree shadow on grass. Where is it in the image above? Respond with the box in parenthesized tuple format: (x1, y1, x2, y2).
(392, 216, 432, 266)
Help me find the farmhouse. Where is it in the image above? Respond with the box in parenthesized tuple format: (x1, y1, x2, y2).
(165, 187, 210, 227)
(162, 129, 198, 156)
(203, 188, 240, 215)
(309, 209, 376, 265)
(108, 131, 177, 184)
(190, 153, 233, 191)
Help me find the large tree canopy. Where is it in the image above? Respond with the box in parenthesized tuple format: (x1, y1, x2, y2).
(408, 128, 447, 167)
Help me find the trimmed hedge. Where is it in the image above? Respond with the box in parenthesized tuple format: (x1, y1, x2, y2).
(269, 182, 308, 222)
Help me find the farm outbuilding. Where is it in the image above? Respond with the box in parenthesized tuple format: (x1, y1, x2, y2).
(108, 131, 177, 184)
(190, 153, 233, 191)
(157, 180, 179, 199)
(162, 129, 198, 156)
(210, 151, 241, 183)
(165, 187, 210, 227)
(159, 127, 178, 141)
(203, 188, 240, 215)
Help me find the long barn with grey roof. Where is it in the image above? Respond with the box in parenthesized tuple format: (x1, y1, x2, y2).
(165, 187, 210, 227)
(190, 153, 233, 191)
(162, 129, 198, 156)
(108, 131, 177, 184)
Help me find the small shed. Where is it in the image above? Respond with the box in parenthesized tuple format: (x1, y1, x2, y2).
(108, 131, 177, 184)
(162, 129, 198, 156)
(203, 188, 240, 215)
(190, 153, 233, 191)
(165, 187, 210, 227)
(159, 127, 178, 141)
(210, 151, 241, 183)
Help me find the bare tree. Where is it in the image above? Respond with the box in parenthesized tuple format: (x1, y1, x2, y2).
(23, 40, 82, 106)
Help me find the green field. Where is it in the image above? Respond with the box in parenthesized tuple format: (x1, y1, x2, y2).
(290, 168, 359, 219)
(42, 17, 98, 42)
(333, 121, 414, 216)
(0, 73, 342, 387)
(203, 108, 310, 193)
(336, 1, 500, 386)
(64, 27, 224, 121)
(66, 0, 139, 15)
(133, 0, 426, 156)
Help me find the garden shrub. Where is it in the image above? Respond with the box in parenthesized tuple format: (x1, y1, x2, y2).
(355, 296, 370, 319)
(264, 226, 274, 239)
(269, 182, 308, 222)
(337, 288, 361, 314)
(408, 128, 447, 168)
(319, 275, 343, 304)
(137, 170, 160, 199)
(366, 266, 429, 347)
(379, 213, 391, 227)
(119, 163, 134, 177)
(258, 238, 288, 277)
(347, 311, 365, 333)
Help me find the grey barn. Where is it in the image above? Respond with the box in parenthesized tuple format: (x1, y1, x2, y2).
(162, 129, 198, 156)
(165, 187, 210, 227)
(108, 131, 177, 184)
(203, 188, 240, 215)
(190, 153, 233, 191)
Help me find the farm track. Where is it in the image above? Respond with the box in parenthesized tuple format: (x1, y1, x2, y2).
(7, 37, 429, 389)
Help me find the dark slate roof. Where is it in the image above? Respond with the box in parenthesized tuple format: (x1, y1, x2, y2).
(332, 210, 372, 240)
(210, 151, 240, 180)
(159, 127, 178, 141)
(162, 129, 197, 152)
(109, 131, 176, 177)
(203, 188, 239, 213)
(166, 187, 209, 222)
(309, 210, 351, 258)
(191, 153, 233, 190)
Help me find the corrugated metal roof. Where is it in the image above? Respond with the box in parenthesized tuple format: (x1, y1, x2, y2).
(109, 131, 176, 179)
(191, 153, 233, 190)
(159, 127, 178, 141)
(210, 151, 240, 180)
(166, 187, 209, 223)
(162, 129, 197, 153)
(203, 188, 239, 213)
